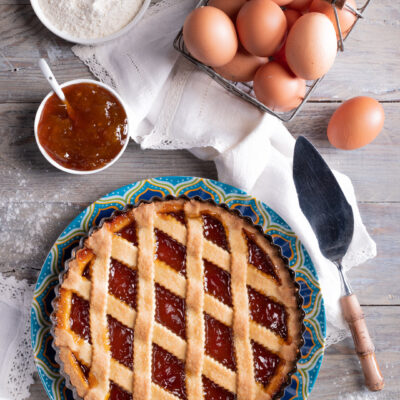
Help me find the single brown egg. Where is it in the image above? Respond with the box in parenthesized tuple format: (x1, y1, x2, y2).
(214, 48, 268, 82)
(309, 0, 357, 39)
(208, 0, 247, 20)
(271, 10, 301, 69)
(253, 61, 306, 112)
(183, 6, 238, 67)
(271, 0, 293, 5)
(236, 0, 287, 57)
(327, 96, 385, 150)
(289, 0, 312, 10)
(285, 13, 337, 80)
(283, 8, 302, 30)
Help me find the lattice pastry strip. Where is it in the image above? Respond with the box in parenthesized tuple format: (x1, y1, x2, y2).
(132, 203, 156, 400)
(53, 198, 304, 400)
(184, 201, 205, 399)
(85, 227, 112, 400)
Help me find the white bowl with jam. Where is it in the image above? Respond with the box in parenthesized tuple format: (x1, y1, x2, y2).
(34, 79, 130, 175)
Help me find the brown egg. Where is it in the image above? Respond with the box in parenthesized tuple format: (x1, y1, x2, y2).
(285, 13, 337, 80)
(289, 0, 312, 10)
(236, 0, 287, 57)
(271, 10, 301, 68)
(183, 6, 238, 67)
(271, 0, 293, 5)
(284, 9, 302, 30)
(327, 96, 385, 150)
(253, 61, 306, 112)
(214, 48, 268, 82)
(208, 0, 247, 20)
(309, 0, 357, 39)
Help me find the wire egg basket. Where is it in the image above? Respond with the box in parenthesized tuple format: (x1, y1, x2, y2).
(173, 0, 371, 122)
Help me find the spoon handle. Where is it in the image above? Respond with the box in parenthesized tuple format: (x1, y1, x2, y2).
(340, 294, 384, 391)
(38, 59, 66, 102)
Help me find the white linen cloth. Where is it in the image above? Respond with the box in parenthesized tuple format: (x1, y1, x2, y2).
(0, 0, 377, 399)
(73, 0, 376, 343)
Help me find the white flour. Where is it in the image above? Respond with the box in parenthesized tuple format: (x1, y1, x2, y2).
(38, 0, 145, 39)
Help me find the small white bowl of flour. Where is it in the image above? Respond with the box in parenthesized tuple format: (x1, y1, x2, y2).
(31, 0, 151, 44)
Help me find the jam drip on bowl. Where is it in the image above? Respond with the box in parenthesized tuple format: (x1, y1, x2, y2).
(155, 283, 186, 339)
(107, 315, 134, 369)
(204, 313, 236, 371)
(204, 259, 232, 307)
(202, 214, 229, 251)
(70, 293, 91, 343)
(152, 344, 187, 400)
(248, 286, 288, 340)
(245, 231, 279, 281)
(117, 220, 138, 246)
(108, 259, 137, 309)
(155, 229, 186, 275)
(109, 381, 131, 400)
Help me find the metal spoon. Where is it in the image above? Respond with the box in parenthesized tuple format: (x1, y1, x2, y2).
(38, 58, 75, 120)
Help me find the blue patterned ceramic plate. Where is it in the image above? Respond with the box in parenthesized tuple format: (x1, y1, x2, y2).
(31, 177, 326, 400)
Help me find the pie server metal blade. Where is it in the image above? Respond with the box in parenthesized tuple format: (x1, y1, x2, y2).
(292, 136, 384, 392)
(293, 136, 354, 263)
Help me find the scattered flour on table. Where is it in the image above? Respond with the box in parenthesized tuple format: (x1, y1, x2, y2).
(331, 366, 393, 400)
(0, 170, 75, 267)
(37, 0, 145, 39)
(340, 392, 391, 400)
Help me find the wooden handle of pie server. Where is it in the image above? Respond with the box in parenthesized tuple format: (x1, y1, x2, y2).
(340, 294, 384, 391)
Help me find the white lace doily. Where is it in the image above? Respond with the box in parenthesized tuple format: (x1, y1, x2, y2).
(0, 273, 36, 400)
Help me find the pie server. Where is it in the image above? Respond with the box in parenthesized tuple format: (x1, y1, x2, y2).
(293, 136, 384, 391)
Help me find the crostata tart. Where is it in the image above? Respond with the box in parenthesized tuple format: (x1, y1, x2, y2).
(52, 197, 304, 400)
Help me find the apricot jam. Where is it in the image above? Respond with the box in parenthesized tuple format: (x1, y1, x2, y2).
(37, 83, 128, 171)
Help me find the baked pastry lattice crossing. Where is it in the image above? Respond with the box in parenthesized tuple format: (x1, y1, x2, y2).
(53, 198, 304, 400)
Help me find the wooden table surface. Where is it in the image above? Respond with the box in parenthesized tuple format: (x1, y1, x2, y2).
(1, 0, 399, 399)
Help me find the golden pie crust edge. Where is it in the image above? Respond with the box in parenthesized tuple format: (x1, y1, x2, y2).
(51, 195, 305, 400)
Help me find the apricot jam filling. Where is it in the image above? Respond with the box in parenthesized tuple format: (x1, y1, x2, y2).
(152, 344, 187, 400)
(155, 283, 186, 339)
(252, 340, 281, 387)
(166, 211, 186, 225)
(108, 315, 134, 369)
(202, 214, 229, 251)
(248, 286, 288, 339)
(203, 376, 236, 400)
(109, 259, 137, 309)
(109, 381, 131, 400)
(117, 220, 138, 245)
(74, 354, 89, 381)
(155, 228, 187, 275)
(81, 258, 138, 309)
(204, 313, 236, 371)
(245, 231, 279, 281)
(204, 259, 232, 307)
(70, 293, 91, 343)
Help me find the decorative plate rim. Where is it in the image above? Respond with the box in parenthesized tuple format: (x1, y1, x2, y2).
(31, 176, 326, 400)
